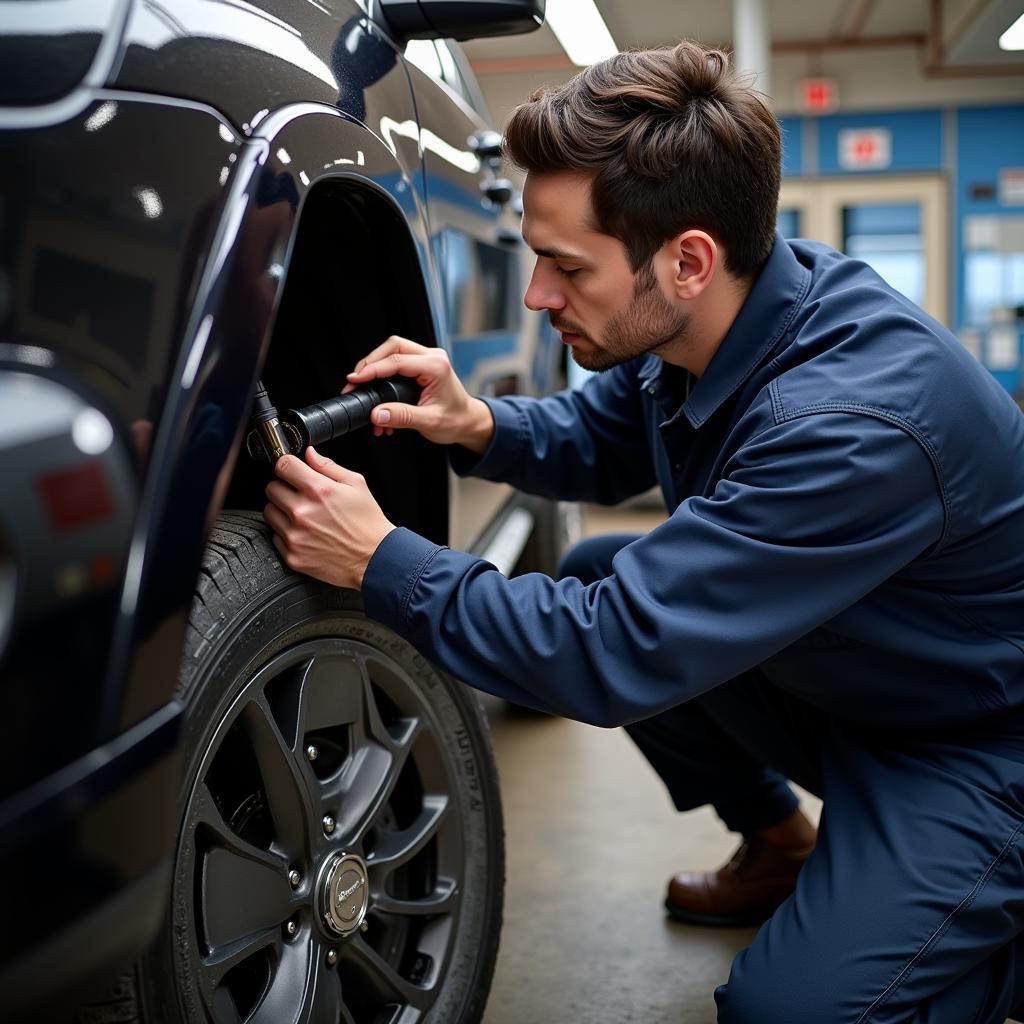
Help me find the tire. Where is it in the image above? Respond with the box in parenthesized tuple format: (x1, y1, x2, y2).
(81, 511, 504, 1024)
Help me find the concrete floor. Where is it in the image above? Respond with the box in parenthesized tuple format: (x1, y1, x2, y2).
(480, 505, 821, 1023)
(483, 704, 759, 1023)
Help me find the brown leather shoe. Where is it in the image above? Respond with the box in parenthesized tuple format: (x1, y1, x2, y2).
(665, 811, 816, 927)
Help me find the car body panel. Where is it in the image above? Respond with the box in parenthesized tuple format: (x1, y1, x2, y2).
(0, 0, 551, 1012)
(0, 94, 240, 794)
(0, 0, 132, 112)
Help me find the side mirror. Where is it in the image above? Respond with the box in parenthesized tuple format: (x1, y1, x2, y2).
(482, 178, 514, 205)
(378, 0, 545, 44)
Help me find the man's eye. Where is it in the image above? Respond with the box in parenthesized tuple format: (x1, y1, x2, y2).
(555, 265, 580, 277)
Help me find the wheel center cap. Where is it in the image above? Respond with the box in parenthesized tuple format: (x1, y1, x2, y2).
(317, 852, 370, 938)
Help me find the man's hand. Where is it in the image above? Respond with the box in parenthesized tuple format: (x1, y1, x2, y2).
(344, 335, 494, 454)
(263, 447, 395, 589)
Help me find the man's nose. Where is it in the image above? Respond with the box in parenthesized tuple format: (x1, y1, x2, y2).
(524, 265, 566, 313)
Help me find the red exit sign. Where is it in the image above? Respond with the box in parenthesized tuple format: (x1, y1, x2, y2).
(799, 77, 838, 113)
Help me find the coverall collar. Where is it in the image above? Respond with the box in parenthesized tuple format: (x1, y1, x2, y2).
(638, 234, 812, 429)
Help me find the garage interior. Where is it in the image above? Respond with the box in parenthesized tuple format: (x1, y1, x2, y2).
(460, 0, 1024, 1019)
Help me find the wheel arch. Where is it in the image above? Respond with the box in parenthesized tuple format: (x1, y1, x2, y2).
(224, 161, 450, 546)
(112, 104, 448, 734)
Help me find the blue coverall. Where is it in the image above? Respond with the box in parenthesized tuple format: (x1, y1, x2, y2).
(363, 236, 1024, 1022)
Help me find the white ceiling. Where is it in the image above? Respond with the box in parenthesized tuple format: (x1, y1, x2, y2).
(463, 0, 1021, 59)
(462, 0, 1024, 122)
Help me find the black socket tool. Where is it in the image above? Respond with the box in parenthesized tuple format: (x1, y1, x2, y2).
(286, 377, 421, 448)
(246, 377, 422, 462)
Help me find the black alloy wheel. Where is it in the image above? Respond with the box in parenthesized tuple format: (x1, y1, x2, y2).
(82, 513, 504, 1024)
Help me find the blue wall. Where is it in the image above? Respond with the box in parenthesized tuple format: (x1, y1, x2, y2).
(817, 109, 944, 174)
(782, 103, 1024, 395)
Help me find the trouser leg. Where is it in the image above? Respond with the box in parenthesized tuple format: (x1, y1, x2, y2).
(558, 534, 815, 835)
(624, 686, 804, 834)
(715, 728, 1024, 1023)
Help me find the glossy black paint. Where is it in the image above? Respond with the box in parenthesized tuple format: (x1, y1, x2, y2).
(0, 95, 239, 790)
(113, 0, 410, 139)
(0, 0, 544, 1012)
(0, 0, 130, 104)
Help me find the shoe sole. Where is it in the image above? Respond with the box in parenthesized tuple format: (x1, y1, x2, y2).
(663, 897, 780, 928)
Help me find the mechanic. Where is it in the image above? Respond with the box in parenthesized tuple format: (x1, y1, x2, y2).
(263, 39, 1024, 1023)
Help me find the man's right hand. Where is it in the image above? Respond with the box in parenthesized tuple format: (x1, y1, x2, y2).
(343, 336, 495, 454)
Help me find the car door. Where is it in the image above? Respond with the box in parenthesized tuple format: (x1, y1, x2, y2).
(402, 39, 532, 550)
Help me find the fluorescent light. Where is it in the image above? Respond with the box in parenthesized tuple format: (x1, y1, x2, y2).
(546, 0, 618, 67)
(999, 12, 1024, 49)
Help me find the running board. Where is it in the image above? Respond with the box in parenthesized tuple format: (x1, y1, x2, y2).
(474, 505, 535, 577)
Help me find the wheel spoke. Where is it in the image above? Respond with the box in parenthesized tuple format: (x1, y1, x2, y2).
(248, 943, 310, 1024)
(367, 796, 449, 872)
(298, 653, 364, 734)
(192, 781, 287, 876)
(201, 845, 292, 948)
(342, 934, 432, 1010)
(242, 698, 311, 855)
(326, 716, 423, 844)
(377, 1008, 421, 1024)
(372, 878, 458, 918)
(200, 927, 279, 989)
(361, 664, 395, 748)
(360, 657, 423, 751)
(330, 745, 396, 840)
(306, 955, 345, 1024)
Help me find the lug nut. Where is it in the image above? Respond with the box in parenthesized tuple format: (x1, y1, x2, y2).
(285, 919, 297, 937)
(359, 919, 369, 933)
(289, 869, 301, 889)
(322, 815, 336, 835)
(306, 744, 318, 761)
(326, 949, 338, 966)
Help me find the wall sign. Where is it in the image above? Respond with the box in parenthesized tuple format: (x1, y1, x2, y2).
(987, 326, 1021, 370)
(838, 128, 892, 171)
(999, 168, 1024, 206)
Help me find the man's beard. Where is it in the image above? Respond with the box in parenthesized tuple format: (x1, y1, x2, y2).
(553, 265, 691, 373)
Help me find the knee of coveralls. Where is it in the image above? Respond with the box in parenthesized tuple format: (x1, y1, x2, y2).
(713, 940, 829, 1024)
(716, 934, 1024, 1024)
(555, 532, 641, 584)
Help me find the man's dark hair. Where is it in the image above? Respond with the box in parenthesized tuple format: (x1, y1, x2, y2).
(503, 41, 781, 279)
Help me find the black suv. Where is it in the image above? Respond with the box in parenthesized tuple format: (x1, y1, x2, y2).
(0, 2, 567, 1021)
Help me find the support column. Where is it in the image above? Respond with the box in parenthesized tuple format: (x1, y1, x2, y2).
(733, 0, 772, 98)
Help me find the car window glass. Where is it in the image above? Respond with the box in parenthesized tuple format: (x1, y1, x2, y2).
(404, 39, 444, 81)
(438, 229, 520, 336)
(436, 40, 480, 112)
(435, 40, 463, 92)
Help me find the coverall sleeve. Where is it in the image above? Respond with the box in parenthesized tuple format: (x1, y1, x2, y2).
(447, 360, 657, 504)
(364, 412, 945, 726)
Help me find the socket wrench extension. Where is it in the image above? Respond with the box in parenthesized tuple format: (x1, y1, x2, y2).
(246, 377, 422, 462)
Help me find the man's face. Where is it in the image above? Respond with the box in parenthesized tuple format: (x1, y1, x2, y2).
(521, 170, 690, 372)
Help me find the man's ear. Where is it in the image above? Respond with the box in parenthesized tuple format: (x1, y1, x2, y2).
(668, 230, 718, 300)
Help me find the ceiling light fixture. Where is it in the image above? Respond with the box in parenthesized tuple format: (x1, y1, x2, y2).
(545, 0, 618, 67)
(999, 12, 1024, 49)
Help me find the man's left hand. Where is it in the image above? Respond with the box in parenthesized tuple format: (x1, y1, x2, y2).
(264, 448, 395, 589)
